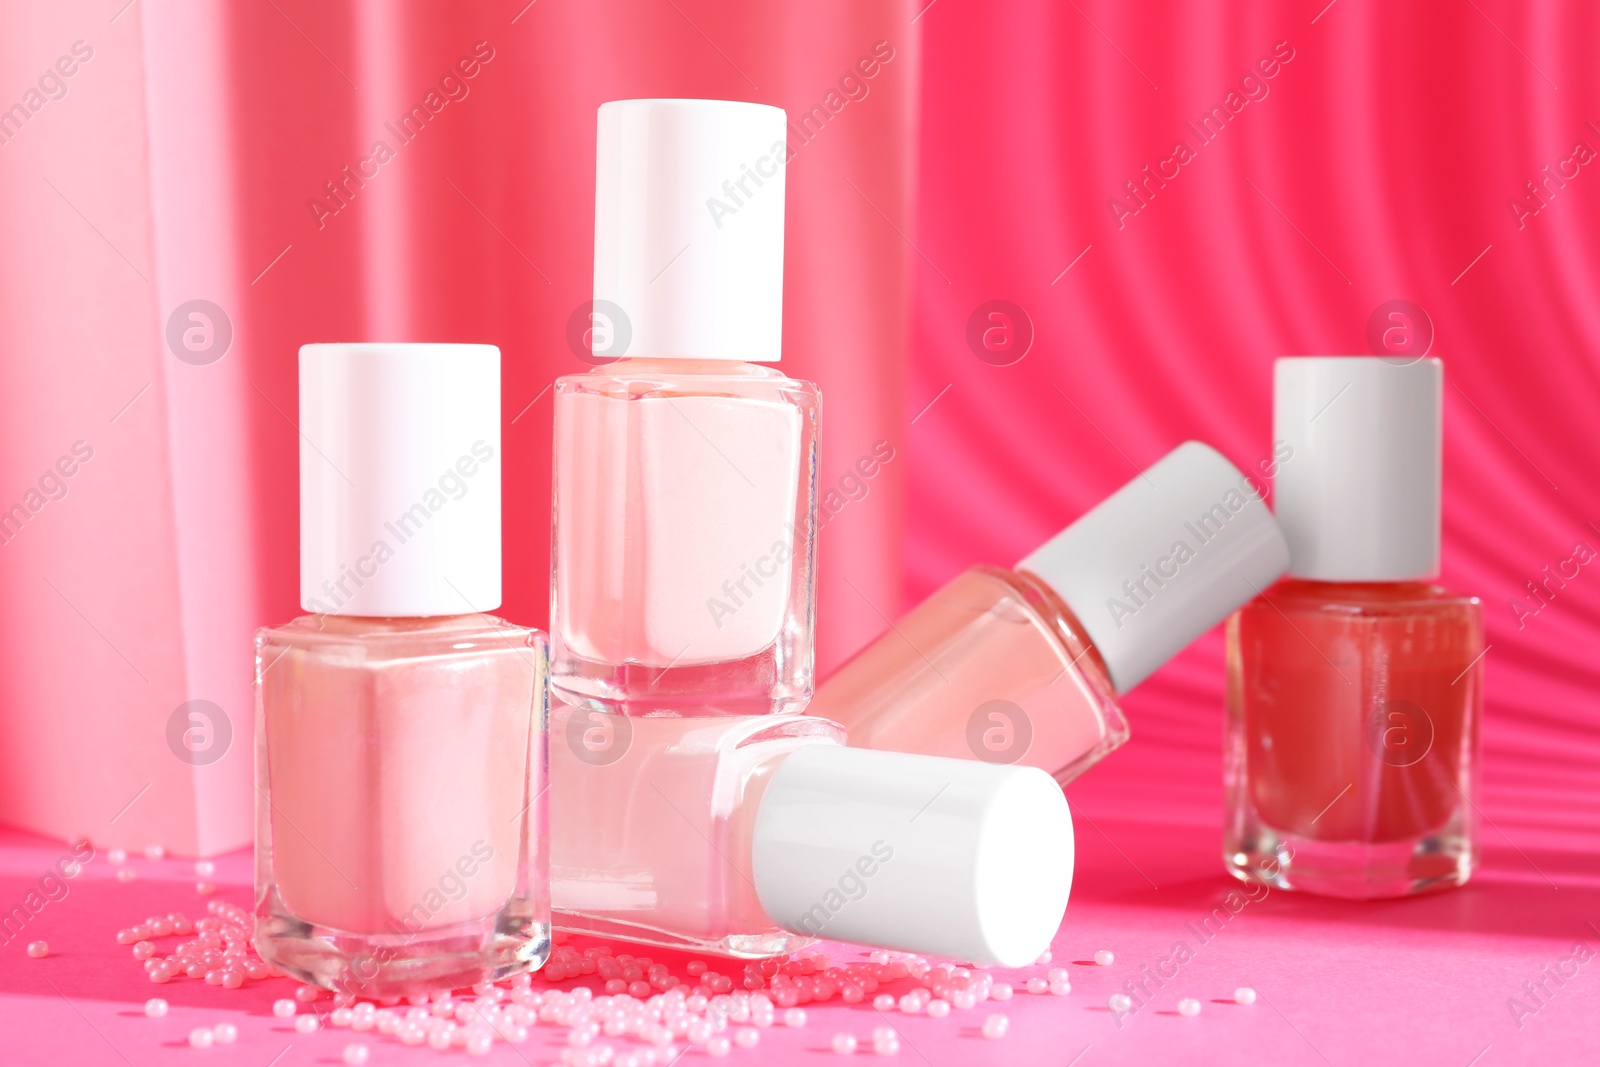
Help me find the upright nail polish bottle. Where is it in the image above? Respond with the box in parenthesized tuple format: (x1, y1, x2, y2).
(1225, 357, 1483, 898)
(810, 442, 1289, 785)
(255, 344, 550, 997)
(552, 99, 819, 718)
(549, 703, 1073, 967)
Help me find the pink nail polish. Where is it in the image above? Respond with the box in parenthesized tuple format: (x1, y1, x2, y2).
(549, 702, 1073, 967)
(812, 442, 1288, 785)
(551, 100, 819, 717)
(255, 344, 550, 997)
(1226, 357, 1483, 898)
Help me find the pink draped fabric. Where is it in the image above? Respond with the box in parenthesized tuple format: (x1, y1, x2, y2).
(901, 1, 1600, 883)
(0, 0, 915, 852)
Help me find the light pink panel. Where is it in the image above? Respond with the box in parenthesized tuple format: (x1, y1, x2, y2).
(0, 0, 918, 853)
(0, 1, 251, 855)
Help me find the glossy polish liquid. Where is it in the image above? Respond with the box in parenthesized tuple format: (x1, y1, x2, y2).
(552, 359, 819, 717)
(1225, 580, 1483, 898)
(549, 705, 841, 958)
(811, 566, 1129, 784)
(254, 615, 550, 996)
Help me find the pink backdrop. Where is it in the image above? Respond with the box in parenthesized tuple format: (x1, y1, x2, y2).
(3, 1, 1600, 1062)
(892, 0, 1600, 870)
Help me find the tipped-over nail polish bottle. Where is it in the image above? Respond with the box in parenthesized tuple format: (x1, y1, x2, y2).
(810, 442, 1289, 786)
(255, 343, 550, 997)
(1225, 357, 1483, 898)
(551, 99, 819, 719)
(549, 702, 1074, 967)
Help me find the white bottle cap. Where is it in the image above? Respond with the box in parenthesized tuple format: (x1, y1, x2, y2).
(1017, 442, 1289, 693)
(1274, 357, 1442, 580)
(752, 745, 1073, 968)
(593, 98, 787, 362)
(298, 343, 502, 617)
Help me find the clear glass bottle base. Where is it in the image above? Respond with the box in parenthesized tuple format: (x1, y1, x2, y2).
(555, 910, 811, 960)
(1224, 817, 1474, 900)
(256, 887, 551, 998)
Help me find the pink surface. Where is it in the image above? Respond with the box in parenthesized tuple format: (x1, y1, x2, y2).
(4, 766, 1599, 1066)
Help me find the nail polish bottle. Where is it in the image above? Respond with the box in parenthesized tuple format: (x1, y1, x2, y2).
(810, 442, 1289, 785)
(255, 344, 550, 997)
(1225, 357, 1483, 898)
(549, 702, 1073, 967)
(551, 99, 819, 718)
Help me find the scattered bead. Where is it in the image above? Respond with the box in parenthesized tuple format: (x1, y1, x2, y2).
(1035, 950, 1052, 965)
(1025, 978, 1047, 995)
(991, 982, 1013, 1001)
(145, 845, 167, 860)
(144, 998, 168, 1018)
(194, 860, 215, 877)
(1178, 997, 1201, 1017)
(196, 881, 217, 896)
(272, 998, 297, 1018)
(295, 985, 321, 1003)
(108, 848, 128, 864)
(833, 1032, 859, 1054)
(1108, 993, 1132, 1013)
(1235, 986, 1257, 1005)
(926, 999, 950, 1018)
(1094, 949, 1115, 966)
(733, 1027, 759, 1048)
(872, 993, 896, 1012)
(212, 1022, 238, 1044)
(26, 941, 48, 958)
(981, 1014, 1009, 1039)
(294, 1015, 320, 1033)
(116, 867, 137, 883)
(188, 1028, 214, 1049)
(342, 1045, 370, 1066)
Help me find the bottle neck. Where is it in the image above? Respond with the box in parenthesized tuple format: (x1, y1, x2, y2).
(1008, 567, 1117, 694)
(594, 357, 781, 376)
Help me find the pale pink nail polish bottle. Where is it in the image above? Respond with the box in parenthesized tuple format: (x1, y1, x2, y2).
(811, 442, 1289, 785)
(549, 702, 1074, 966)
(1225, 357, 1483, 898)
(255, 344, 550, 997)
(552, 99, 819, 718)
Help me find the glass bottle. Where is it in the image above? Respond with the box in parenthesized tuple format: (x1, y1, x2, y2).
(549, 702, 1074, 967)
(811, 442, 1289, 786)
(1225, 357, 1483, 898)
(551, 99, 819, 718)
(255, 344, 550, 997)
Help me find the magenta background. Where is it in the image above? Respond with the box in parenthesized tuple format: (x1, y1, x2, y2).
(3, 0, 1600, 1062)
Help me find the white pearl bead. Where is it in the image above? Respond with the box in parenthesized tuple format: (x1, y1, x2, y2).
(342, 1045, 370, 1066)
(144, 998, 168, 1018)
(1235, 986, 1257, 1005)
(1178, 997, 1201, 1017)
(1093, 949, 1115, 966)
(272, 998, 297, 1018)
(1108, 993, 1133, 1013)
(212, 1022, 238, 1043)
(188, 1028, 214, 1049)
